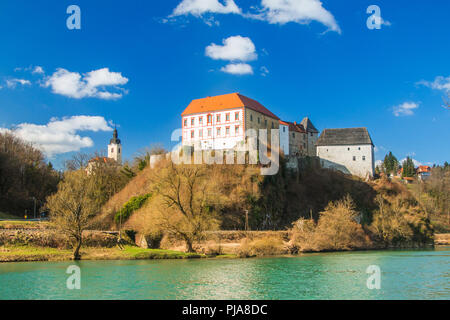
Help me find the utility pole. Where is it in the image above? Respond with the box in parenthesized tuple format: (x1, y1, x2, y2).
(244, 209, 249, 231)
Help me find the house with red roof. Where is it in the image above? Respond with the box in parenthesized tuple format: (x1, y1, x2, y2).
(181, 93, 280, 151)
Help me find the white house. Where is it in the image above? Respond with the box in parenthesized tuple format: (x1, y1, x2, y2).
(181, 93, 280, 151)
(316, 127, 375, 178)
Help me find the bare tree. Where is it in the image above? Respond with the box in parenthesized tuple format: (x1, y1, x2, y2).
(46, 170, 99, 260)
(152, 163, 220, 252)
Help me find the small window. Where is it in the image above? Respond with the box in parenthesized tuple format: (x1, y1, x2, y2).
(235, 126, 239, 135)
(217, 128, 221, 136)
(310, 132, 313, 137)
(362, 156, 366, 161)
(191, 118, 195, 126)
(191, 130, 194, 138)
(226, 113, 230, 121)
(348, 147, 350, 151)
(118, 148, 121, 154)
(207, 114, 212, 124)
(283, 126, 286, 132)
(199, 117, 203, 124)
(250, 114, 253, 121)
(235, 112, 239, 120)
(208, 128, 212, 137)
(199, 130, 203, 137)
(358, 147, 361, 150)
(353, 156, 356, 161)
(111, 148, 114, 153)
(184, 119, 187, 127)
(226, 127, 230, 135)
(271, 122, 274, 129)
(265, 119, 267, 126)
(258, 117, 260, 124)
(292, 132, 295, 138)
(217, 115, 221, 123)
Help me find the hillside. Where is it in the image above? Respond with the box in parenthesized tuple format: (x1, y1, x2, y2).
(94, 157, 433, 250)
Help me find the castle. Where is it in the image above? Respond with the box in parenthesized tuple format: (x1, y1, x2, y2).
(181, 92, 375, 178)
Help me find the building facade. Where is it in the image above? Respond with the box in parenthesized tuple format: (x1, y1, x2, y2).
(181, 93, 279, 150)
(316, 127, 375, 178)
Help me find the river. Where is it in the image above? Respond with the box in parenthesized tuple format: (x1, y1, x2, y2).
(0, 247, 449, 300)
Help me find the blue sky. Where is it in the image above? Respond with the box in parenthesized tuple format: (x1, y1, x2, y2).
(0, 0, 449, 168)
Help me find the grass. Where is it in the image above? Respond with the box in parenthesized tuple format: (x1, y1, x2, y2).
(0, 245, 210, 263)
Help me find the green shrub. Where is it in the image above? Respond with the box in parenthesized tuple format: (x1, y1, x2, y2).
(114, 194, 151, 224)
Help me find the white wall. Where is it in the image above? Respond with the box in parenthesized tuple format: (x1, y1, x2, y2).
(317, 144, 374, 178)
(279, 124, 289, 156)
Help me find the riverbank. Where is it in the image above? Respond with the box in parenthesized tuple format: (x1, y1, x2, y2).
(0, 245, 237, 263)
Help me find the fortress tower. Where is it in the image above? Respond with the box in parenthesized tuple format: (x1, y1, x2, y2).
(108, 128, 122, 164)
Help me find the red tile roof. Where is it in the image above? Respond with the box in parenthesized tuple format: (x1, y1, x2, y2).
(417, 165, 431, 173)
(182, 93, 280, 120)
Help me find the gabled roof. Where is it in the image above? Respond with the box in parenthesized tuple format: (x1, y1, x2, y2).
(283, 121, 306, 133)
(181, 93, 279, 120)
(316, 127, 374, 146)
(300, 117, 319, 133)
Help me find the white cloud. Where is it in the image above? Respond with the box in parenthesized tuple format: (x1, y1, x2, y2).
(220, 63, 253, 75)
(0, 116, 112, 157)
(206, 36, 257, 61)
(393, 102, 419, 117)
(418, 76, 450, 92)
(32, 66, 45, 74)
(250, 0, 341, 34)
(172, 0, 241, 16)
(43, 68, 129, 100)
(6, 78, 31, 88)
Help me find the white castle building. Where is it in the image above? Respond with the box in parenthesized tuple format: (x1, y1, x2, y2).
(316, 127, 375, 178)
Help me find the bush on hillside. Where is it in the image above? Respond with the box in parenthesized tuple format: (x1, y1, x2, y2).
(114, 193, 152, 224)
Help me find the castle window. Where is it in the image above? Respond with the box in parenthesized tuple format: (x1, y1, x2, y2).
(207, 114, 212, 124)
(217, 128, 221, 136)
(191, 130, 194, 138)
(184, 119, 187, 127)
(216, 115, 221, 122)
(191, 118, 195, 126)
(353, 156, 356, 161)
(235, 112, 239, 120)
(348, 147, 350, 151)
(226, 113, 230, 121)
(199, 130, 203, 138)
(235, 126, 239, 134)
(118, 148, 121, 154)
(265, 119, 267, 126)
(358, 147, 361, 150)
(283, 126, 286, 132)
(362, 156, 366, 161)
(199, 117, 203, 124)
(292, 133, 295, 138)
(258, 117, 260, 124)
(250, 114, 253, 121)
(271, 122, 274, 129)
(226, 127, 230, 135)
(111, 148, 114, 153)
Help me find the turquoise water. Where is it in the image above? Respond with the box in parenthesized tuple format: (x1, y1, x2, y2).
(0, 247, 449, 300)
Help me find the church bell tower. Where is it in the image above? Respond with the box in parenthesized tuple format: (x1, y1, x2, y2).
(108, 128, 122, 164)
